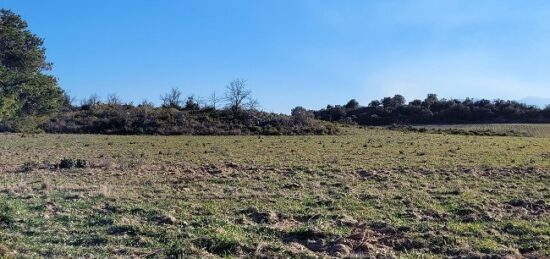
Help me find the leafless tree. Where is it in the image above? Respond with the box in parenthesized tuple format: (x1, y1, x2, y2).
(160, 88, 182, 109)
(208, 91, 223, 110)
(195, 95, 207, 108)
(246, 97, 259, 111)
(139, 99, 155, 108)
(106, 94, 122, 106)
(224, 79, 257, 113)
(62, 91, 76, 107)
(81, 94, 101, 107)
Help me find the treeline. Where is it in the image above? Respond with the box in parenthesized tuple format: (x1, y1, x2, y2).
(314, 94, 550, 125)
(1, 79, 338, 135)
(32, 84, 338, 135)
(0, 9, 336, 135)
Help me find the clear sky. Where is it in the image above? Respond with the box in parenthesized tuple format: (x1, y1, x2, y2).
(2, 0, 550, 113)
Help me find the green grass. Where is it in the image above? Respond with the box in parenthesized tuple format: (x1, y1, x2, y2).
(0, 127, 548, 257)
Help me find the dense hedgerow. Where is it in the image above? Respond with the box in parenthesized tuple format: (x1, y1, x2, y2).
(23, 104, 339, 135)
(315, 94, 550, 125)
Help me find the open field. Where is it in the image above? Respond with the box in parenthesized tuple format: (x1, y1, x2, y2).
(0, 127, 549, 258)
(413, 124, 550, 138)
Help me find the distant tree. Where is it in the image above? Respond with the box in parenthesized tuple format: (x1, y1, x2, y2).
(208, 91, 222, 110)
(139, 99, 155, 109)
(368, 100, 381, 107)
(291, 106, 314, 125)
(184, 95, 200, 110)
(196, 95, 207, 108)
(544, 105, 550, 117)
(462, 98, 474, 106)
(161, 88, 182, 109)
(392, 94, 406, 106)
(224, 79, 257, 113)
(0, 9, 65, 127)
(247, 98, 259, 111)
(330, 105, 346, 121)
(81, 94, 101, 107)
(106, 94, 122, 106)
(409, 99, 422, 106)
(345, 99, 360, 109)
(381, 97, 394, 109)
(61, 92, 75, 108)
(423, 94, 438, 108)
(475, 99, 491, 107)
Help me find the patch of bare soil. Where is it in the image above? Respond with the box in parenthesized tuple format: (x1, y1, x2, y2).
(192, 236, 253, 257)
(241, 207, 280, 224)
(356, 170, 391, 181)
(401, 208, 449, 222)
(505, 199, 548, 215)
(280, 220, 406, 258)
(42, 202, 61, 219)
(453, 204, 494, 222)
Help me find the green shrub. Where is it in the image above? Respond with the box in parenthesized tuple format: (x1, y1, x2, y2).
(59, 158, 87, 169)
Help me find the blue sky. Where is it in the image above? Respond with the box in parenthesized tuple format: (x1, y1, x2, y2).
(3, 0, 550, 112)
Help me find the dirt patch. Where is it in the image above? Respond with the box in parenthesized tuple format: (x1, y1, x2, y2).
(280, 221, 406, 257)
(505, 199, 548, 216)
(241, 207, 280, 224)
(43, 202, 61, 219)
(92, 202, 119, 214)
(334, 214, 359, 227)
(453, 204, 493, 222)
(193, 236, 252, 257)
(401, 208, 449, 222)
(356, 169, 390, 181)
(153, 214, 177, 225)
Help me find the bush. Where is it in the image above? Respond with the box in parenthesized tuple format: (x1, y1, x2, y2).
(75, 159, 88, 168)
(59, 158, 87, 169)
(59, 158, 75, 169)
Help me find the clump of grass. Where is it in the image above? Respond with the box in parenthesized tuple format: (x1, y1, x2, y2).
(0, 202, 15, 226)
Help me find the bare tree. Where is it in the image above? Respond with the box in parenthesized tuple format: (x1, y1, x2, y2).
(139, 99, 155, 109)
(195, 95, 207, 108)
(208, 91, 223, 110)
(81, 94, 101, 107)
(62, 91, 76, 107)
(160, 88, 182, 109)
(106, 94, 122, 106)
(246, 97, 259, 111)
(224, 79, 257, 113)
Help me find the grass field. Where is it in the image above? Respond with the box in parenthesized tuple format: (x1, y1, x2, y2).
(0, 127, 549, 258)
(413, 123, 550, 138)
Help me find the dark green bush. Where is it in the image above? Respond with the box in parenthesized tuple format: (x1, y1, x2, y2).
(59, 158, 75, 169)
(59, 158, 87, 169)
